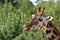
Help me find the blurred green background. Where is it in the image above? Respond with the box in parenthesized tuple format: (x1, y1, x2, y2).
(0, 0, 60, 40)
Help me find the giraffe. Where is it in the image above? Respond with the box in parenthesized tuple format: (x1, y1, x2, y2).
(23, 7, 60, 40)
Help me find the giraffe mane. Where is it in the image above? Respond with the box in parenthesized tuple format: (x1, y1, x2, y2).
(48, 21, 60, 35)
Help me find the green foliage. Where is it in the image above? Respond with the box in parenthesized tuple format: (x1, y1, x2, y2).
(0, 0, 34, 40)
(0, 0, 60, 40)
(13, 30, 47, 40)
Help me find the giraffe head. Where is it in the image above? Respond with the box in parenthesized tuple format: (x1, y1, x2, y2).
(23, 7, 53, 31)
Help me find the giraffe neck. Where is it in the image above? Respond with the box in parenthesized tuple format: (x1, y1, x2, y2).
(45, 21, 60, 40)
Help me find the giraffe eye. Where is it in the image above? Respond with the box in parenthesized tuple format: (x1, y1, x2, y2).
(38, 18, 43, 21)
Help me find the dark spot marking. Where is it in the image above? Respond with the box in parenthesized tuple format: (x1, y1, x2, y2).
(58, 38, 60, 40)
(33, 21, 38, 26)
(51, 35, 56, 40)
(48, 22, 52, 28)
(46, 30, 51, 34)
(43, 22, 45, 26)
(46, 24, 49, 28)
(53, 30, 58, 36)
(29, 24, 32, 27)
(36, 21, 39, 24)
(48, 35, 56, 40)
(38, 18, 43, 21)
(48, 38, 51, 40)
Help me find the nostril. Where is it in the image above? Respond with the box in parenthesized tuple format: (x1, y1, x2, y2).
(25, 25, 28, 28)
(23, 24, 30, 28)
(23, 24, 28, 29)
(23, 23, 32, 31)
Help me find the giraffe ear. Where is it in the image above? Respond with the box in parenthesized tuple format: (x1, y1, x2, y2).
(32, 14, 35, 19)
(47, 16, 53, 21)
(37, 7, 41, 16)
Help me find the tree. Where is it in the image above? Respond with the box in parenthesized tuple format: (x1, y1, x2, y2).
(0, 0, 34, 40)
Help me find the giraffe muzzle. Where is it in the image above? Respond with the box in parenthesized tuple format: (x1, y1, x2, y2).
(23, 24, 31, 31)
